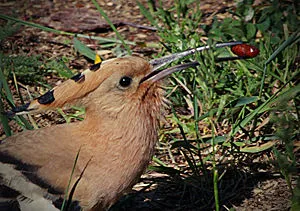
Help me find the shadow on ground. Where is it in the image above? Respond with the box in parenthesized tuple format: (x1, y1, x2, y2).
(110, 167, 291, 211)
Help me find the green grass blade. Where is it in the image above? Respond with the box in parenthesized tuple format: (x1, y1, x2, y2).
(0, 14, 73, 36)
(260, 33, 300, 97)
(60, 148, 81, 211)
(0, 14, 135, 45)
(0, 68, 14, 106)
(91, 0, 132, 54)
(136, 0, 159, 29)
(240, 141, 277, 153)
(213, 159, 219, 211)
(210, 124, 220, 211)
(65, 158, 91, 211)
(0, 94, 11, 137)
(0, 68, 12, 136)
(265, 32, 300, 65)
(233, 83, 300, 135)
(73, 38, 96, 60)
(0, 66, 33, 131)
(233, 96, 259, 107)
(152, 156, 167, 167)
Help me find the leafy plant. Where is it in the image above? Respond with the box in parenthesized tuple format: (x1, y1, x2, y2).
(0, 53, 46, 84)
(0, 20, 20, 42)
(138, 0, 299, 209)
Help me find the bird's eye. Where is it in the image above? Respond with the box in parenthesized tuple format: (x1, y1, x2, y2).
(119, 76, 132, 88)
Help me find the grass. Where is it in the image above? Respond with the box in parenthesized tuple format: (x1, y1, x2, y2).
(137, 0, 299, 209)
(0, 0, 299, 210)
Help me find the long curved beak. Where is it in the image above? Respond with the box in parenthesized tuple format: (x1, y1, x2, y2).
(140, 61, 199, 83)
(141, 41, 259, 83)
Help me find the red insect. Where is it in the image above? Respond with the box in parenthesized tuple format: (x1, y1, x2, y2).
(231, 44, 259, 58)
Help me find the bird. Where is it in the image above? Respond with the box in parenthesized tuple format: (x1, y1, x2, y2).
(0, 42, 254, 211)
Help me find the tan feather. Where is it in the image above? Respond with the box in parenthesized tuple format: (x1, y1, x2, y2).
(0, 56, 165, 211)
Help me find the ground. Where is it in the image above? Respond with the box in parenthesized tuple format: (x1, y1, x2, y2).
(0, 0, 297, 210)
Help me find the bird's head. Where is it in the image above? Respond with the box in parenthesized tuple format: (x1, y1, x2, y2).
(83, 56, 162, 107)
(9, 56, 166, 119)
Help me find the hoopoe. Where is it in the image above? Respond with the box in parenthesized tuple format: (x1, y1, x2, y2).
(0, 42, 257, 211)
